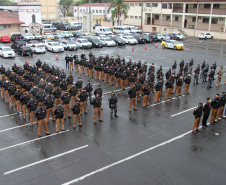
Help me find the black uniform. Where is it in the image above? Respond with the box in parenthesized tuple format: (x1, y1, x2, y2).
(108, 94, 118, 118)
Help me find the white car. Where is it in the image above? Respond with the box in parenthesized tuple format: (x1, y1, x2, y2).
(156, 33, 170, 41)
(98, 35, 110, 39)
(46, 42, 64, 52)
(172, 33, 185, 40)
(60, 40, 78, 50)
(30, 43, 46, 54)
(99, 38, 116, 47)
(42, 40, 54, 48)
(161, 40, 184, 50)
(61, 31, 73, 38)
(0, 47, 15, 58)
(198, 33, 213, 39)
(121, 36, 138, 45)
(23, 33, 35, 41)
(75, 39, 92, 49)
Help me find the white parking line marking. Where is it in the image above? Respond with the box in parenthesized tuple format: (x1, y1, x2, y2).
(61, 128, 198, 185)
(4, 145, 89, 175)
(0, 130, 69, 152)
(171, 106, 196, 117)
(0, 113, 18, 118)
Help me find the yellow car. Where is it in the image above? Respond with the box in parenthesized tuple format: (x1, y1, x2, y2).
(161, 40, 184, 50)
(43, 33, 55, 40)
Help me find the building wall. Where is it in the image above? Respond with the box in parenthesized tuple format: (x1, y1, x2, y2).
(39, 0, 57, 20)
(0, 24, 21, 37)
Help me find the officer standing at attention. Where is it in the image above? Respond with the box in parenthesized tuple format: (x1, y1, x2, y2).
(216, 66, 224, 87)
(92, 94, 103, 124)
(165, 77, 173, 100)
(175, 76, 183, 97)
(35, 104, 50, 137)
(216, 92, 226, 120)
(184, 74, 191, 95)
(54, 103, 66, 133)
(61, 91, 71, 119)
(128, 84, 137, 112)
(154, 79, 162, 103)
(71, 100, 82, 129)
(108, 92, 118, 119)
(79, 88, 88, 115)
(44, 94, 56, 123)
(210, 94, 221, 125)
(192, 103, 203, 134)
(20, 91, 30, 120)
(75, 77, 83, 94)
(65, 54, 70, 70)
(193, 64, 200, 85)
(69, 84, 78, 107)
(202, 97, 211, 128)
(84, 80, 93, 104)
(27, 96, 38, 127)
(142, 82, 151, 108)
(53, 86, 62, 107)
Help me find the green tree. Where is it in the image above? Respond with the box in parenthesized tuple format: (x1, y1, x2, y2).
(0, 0, 17, 6)
(59, 0, 73, 17)
(108, 0, 130, 26)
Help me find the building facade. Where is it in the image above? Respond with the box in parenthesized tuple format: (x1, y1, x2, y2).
(124, 0, 226, 39)
(74, 3, 114, 29)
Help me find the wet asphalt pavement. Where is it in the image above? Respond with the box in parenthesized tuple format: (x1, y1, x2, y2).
(0, 38, 226, 185)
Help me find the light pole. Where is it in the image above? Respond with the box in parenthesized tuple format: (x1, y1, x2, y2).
(89, 0, 91, 32)
(141, 0, 143, 31)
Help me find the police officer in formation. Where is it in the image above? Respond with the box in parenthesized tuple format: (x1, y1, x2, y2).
(108, 92, 118, 119)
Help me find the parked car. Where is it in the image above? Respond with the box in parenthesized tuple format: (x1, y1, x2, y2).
(198, 33, 213, 39)
(0, 47, 15, 58)
(127, 26, 142, 34)
(142, 35, 153, 43)
(87, 37, 103, 48)
(0, 44, 5, 47)
(56, 23, 70, 31)
(171, 33, 185, 40)
(66, 37, 77, 42)
(55, 33, 64, 39)
(25, 40, 40, 47)
(169, 33, 176, 40)
(71, 22, 82, 30)
(23, 33, 35, 41)
(143, 32, 158, 42)
(60, 40, 78, 51)
(161, 40, 184, 50)
(95, 26, 113, 35)
(75, 38, 92, 49)
(110, 36, 126, 46)
(42, 40, 55, 48)
(46, 42, 64, 52)
(30, 43, 46, 54)
(98, 35, 109, 39)
(93, 23, 101, 29)
(16, 45, 33, 56)
(121, 36, 138, 45)
(99, 38, 116, 47)
(33, 33, 43, 40)
(43, 24, 57, 32)
(156, 33, 170, 41)
(11, 40, 26, 49)
(80, 30, 91, 36)
(133, 34, 146, 44)
(44, 33, 55, 40)
(72, 31, 82, 38)
(61, 31, 73, 38)
(0, 36, 11, 43)
(11, 33, 24, 42)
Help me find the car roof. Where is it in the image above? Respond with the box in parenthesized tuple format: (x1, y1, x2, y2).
(0, 47, 11, 49)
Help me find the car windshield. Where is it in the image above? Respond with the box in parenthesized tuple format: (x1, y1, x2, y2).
(105, 39, 112, 41)
(26, 33, 32, 36)
(104, 28, 111, 32)
(64, 31, 69, 34)
(67, 41, 74, 44)
(127, 36, 134, 39)
(46, 33, 52, 35)
(2, 48, 12, 51)
(52, 43, 60, 46)
(123, 28, 129, 30)
(37, 45, 44, 48)
(81, 40, 89, 43)
(201, 33, 204, 35)
(130, 27, 137, 30)
(3, 37, 9, 38)
(92, 39, 100, 42)
(35, 34, 41, 36)
(172, 41, 181, 44)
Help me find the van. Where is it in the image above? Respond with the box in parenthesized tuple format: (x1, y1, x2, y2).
(71, 22, 82, 30)
(43, 24, 57, 32)
(95, 26, 113, 35)
(113, 26, 130, 34)
(127, 26, 142, 34)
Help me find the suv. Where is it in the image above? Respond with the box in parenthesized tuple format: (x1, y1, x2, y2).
(16, 45, 33, 56)
(60, 40, 78, 50)
(11, 40, 26, 50)
(87, 37, 103, 48)
(11, 33, 24, 42)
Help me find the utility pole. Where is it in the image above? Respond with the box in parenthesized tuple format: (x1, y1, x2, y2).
(141, 0, 143, 31)
(89, 0, 91, 32)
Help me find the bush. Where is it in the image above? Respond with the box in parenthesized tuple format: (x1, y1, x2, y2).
(66, 12, 73, 17)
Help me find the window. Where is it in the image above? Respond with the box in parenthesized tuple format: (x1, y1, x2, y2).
(212, 18, 218, 24)
(139, 16, 141, 19)
(146, 3, 151, 7)
(103, 10, 105, 13)
(99, 10, 102, 13)
(154, 15, 159, 20)
(139, 3, 142, 6)
(166, 16, 170, 21)
(135, 16, 138, 19)
(162, 3, 167, 9)
(130, 3, 134, 6)
(213, 4, 220, 9)
(130, 16, 133, 18)
(152, 3, 158, 7)
(169, 3, 172, 9)
(96, 10, 98, 13)
(204, 4, 211, 9)
(0, 25, 4, 30)
(74, 9, 76, 12)
(83, 9, 85, 13)
(80, 9, 82, 12)
(135, 3, 138, 6)
(193, 4, 197, 8)
(192, 17, 196, 22)
(175, 16, 179, 21)
(92, 10, 94, 13)
(203, 18, 209, 23)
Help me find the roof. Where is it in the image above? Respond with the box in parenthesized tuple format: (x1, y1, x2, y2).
(125, 0, 226, 2)
(0, 11, 19, 20)
(77, 3, 111, 7)
(0, 16, 24, 24)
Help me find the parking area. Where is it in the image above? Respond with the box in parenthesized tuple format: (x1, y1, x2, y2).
(0, 37, 226, 185)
